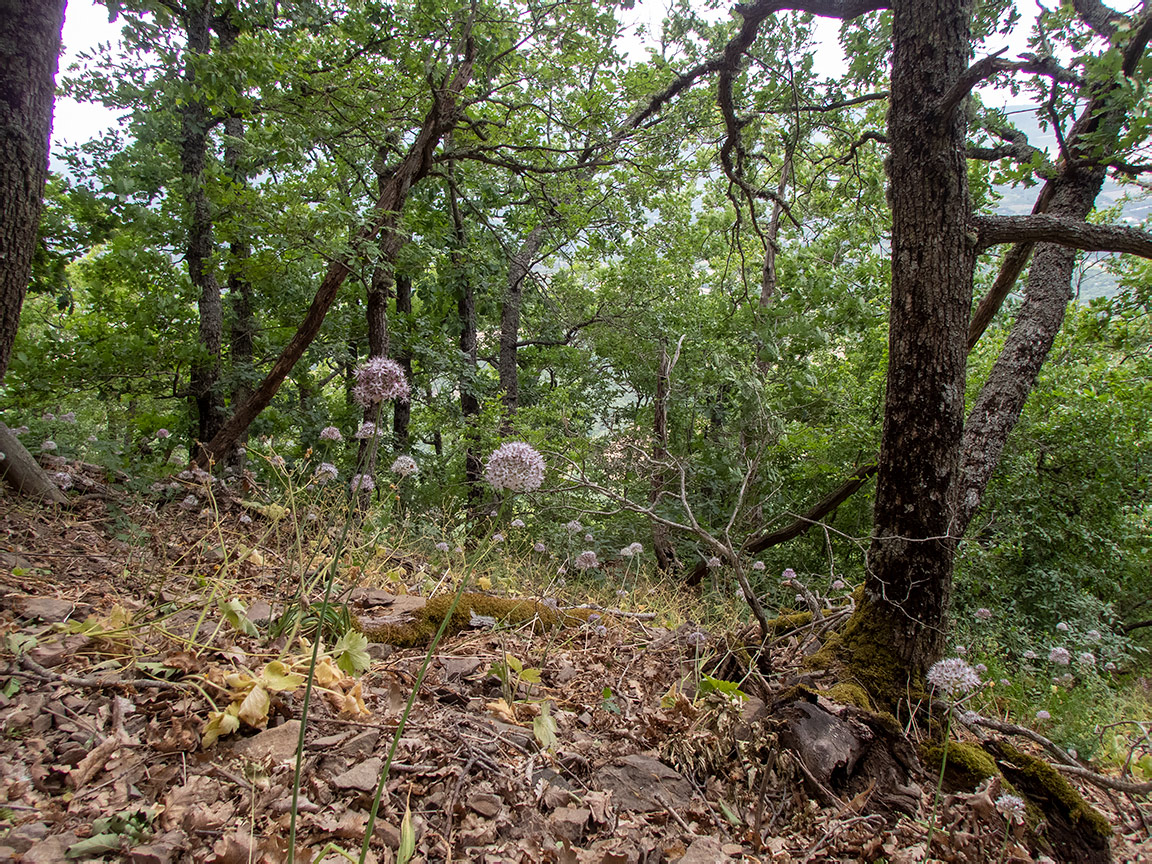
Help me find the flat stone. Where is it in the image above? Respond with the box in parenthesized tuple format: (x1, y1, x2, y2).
(27, 636, 92, 669)
(595, 754, 694, 813)
(677, 836, 727, 863)
(246, 600, 273, 625)
(3, 822, 48, 853)
(340, 730, 379, 759)
(230, 720, 301, 763)
(21, 832, 77, 863)
(127, 830, 187, 864)
(11, 596, 87, 622)
(332, 756, 383, 792)
(548, 806, 590, 842)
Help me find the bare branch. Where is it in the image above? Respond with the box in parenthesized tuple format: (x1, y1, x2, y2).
(973, 214, 1152, 257)
(939, 51, 1083, 122)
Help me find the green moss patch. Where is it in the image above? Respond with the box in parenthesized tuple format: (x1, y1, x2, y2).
(921, 740, 998, 791)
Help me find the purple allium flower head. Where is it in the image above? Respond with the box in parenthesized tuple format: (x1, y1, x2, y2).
(1085, 629, 1101, 642)
(1077, 651, 1096, 668)
(975, 607, 992, 620)
(240, 513, 252, 524)
(975, 663, 988, 674)
(593, 624, 608, 638)
(492, 533, 504, 543)
(996, 794, 1026, 825)
(269, 455, 286, 469)
(154, 428, 170, 440)
(534, 542, 546, 553)
(831, 579, 846, 590)
(574, 550, 599, 570)
(59, 412, 76, 424)
(511, 518, 525, 528)
(314, 462, 339, 485)
(685, 630, 707, 646)
(12, 426, 28, 435)
(319, 426, 343, 442)
(350, 473, 375, 493)
(390, 455, 418, 477)
(1048, 646, 1071, 666)
(616, 589, 628, 598)
(484, 442, 545, 492)
(751, 561, 765, 571)
(628, 542, 643, 555)
(489, 510, 498, 517)
(52, 472, 72, 490)
(584, 533, 594, 543)
(41, 440, 57, 451)
(353, 356, 410, 407)
(587, 613, 601, 624)
(619, 546, 635, 558)
(180, 494, 199, 510)
(566, 520, 582, 533)
(956, 644, 967, 656)
(1035, 709, 1050, 721)
(1105, 661, 1116, 671)
(782, 568, 796, 580)
(926, 658, 981, 699)
(354, 422, 377, 440)
(435, 542, 450, 552)
(707, 556, 721, 568)
(42, 412, 55, 422)
(1023, 650, 1037, 660)
(1056, 621, 1070, 633)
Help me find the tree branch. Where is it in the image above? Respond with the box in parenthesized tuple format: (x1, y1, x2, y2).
(939, 52, 1082, 122)
(1072, 0, 1126, 38)
(973, 214, 1152, 257)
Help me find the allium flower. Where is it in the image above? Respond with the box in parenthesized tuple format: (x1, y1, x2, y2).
(492, 533, 504, 543)
(566, 520, 582, 533)
(1048, 647, 1071, 666)
(314, 462, 339, 485)
(1077, 651, 1096, 668)
(533, 542, 546, 553)
(352, 356, 410, 407)
(1085, 629, 1101, 642)
(59, 412, 76, 424)
(707, 556, 721, 568)
(926, 658, 981, 699)
(13, 426, 28, 435)
(574, 551, 599, 570)
(831, 579, 846, 590)
(1035, 710, 1050, 721)
(751, 561, 765, 571)
(489, 510, 498, 517)
(511, 518, 525, 528)
(240, 513, 252, 524)
(156, 428, 171, 439)
(350, 473, 375, 493)
(180, 494, 199, 510)
(685, 631, 707, 646)
(584, 533, 594, 543)
(1056, 621, 1070, 633)
(956, 645, 967, 656)
(484, 442, 545, 492)
(52, 472, 72, 490)
(41, 440, 57, 451)
(593, 624, 608, 638)
(542, 597, 558, 610)
(782, 568, 796, 580)
(192, 466, 211, 483)
(996, 794, 1026, 825)
(435, 542, 450, 552)
(619, 546, 635, 558)
(42, 412, 55, 421)
(319, 426, 343, 442)
(354, 422, 377, 440)
(616, 589, 628, 598)
(628, 542, 643, 555)
(975, 607, 992, 621)
(390, 455, 418, 477)
(1023, 650, 1037, 660)
(269, 455, 286, 469)
(587, 613, 601, 624)
(1105, 661, 1117, 672)
(975, 663, 988, 674)
(454, 546, 464, 555)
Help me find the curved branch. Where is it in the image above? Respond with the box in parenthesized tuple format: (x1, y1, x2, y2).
(973, 214, 1152, 257)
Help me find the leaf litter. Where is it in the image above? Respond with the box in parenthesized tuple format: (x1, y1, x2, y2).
(0, 491, 1149, 863)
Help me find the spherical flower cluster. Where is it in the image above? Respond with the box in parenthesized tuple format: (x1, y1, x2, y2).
(1048, 647, 1071, 666)
(42, 412, 55, 421)
(350, 473, 375, 493)
(975, 607, 992, 621)
(533, 542, 546, 553)
(511, 518, 525, 528)
(156, 428, 171, 439)
(1056, 621, 1070, 633)
(314, 462, 339, 486)
(59, 412, 76, 424)
(354, 422, 377, 440)
(685, 631, 707, 647)
(41, 440, 57, 452)
(995, 794, 1026, 825)
(390, 455, 418, 477)
(574, 550, 599, 570)
(239, 513, 252, 525)
(751, 561, 765, 572)
(926, 658, 981, 699)
(483, 442, 545, 492)
(492, 533, 504, 543)
(180, 494, 199, 510)
(593, 624, 608, 638)
(12, 426, 28, 435)
(566, 520, 582, 533)
(52, 472, 73, 491)
(782, 568, 796, 580)
(319, 426, 343, 442)
(435, 542, 450, 552)
(831, 579, 846, 591)
(353, 357, 410, 407)
(584, 533, 594, 543)
(619, 542, 643, 558)
(707, 556, 721, 569)
(1077, 651, 1096, 668)
(1105, 661, 1117, 672)
(1035, 710, 1051, 721)
(975, 663, 988, 674)
(1085, 629, 1101, 642)
(1022, 650, 1037, 660)
(956, 645, 968, 656)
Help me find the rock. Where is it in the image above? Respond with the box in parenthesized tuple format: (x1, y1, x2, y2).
(549, 807, 590, 842)
(230, 720, 301, 763)
(3, 822, 47, 854)
(10, 596, 87, 622)
(20, 832, 77, 863)
(467, 792, 502, 818)
(246, 601, 272, 625)
(26, 635, 92, 668)
(331, 756, 383, 792)
(340, 731, 379, 759)
(128, 830, 186, 864)
(595, 754, 694, 812)
(676, 836, 727, 863)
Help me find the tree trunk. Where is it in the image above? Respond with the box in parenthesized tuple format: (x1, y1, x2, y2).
(0, 423, 67, 504)
(650, 342, 680, 573)
(393, 271, 413, 452)
(0, 0, 66, 384)
(449, 179, 483, 514)
(220, 12, 252, 473)
(498, 225, 544, 429)
(195, 41, 475, 467)
(182, 0, 225, 457)
(850, 0, 975, 686)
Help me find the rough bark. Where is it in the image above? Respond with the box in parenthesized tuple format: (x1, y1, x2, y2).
(0, 423, 67, 504)
(196, 40, 475, 467)
(650, 343, 681, 573)
(393, 271, 413, 452)
(857, 0, 975, 680)
(182, 0, 226, 455)
(498, 225, 544, 427)
(449, 178, 482, 512)
(0, 0, 66, 384)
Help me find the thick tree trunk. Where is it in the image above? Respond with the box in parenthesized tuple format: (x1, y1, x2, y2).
(0, 423, 67, 504)
(195, 42, 475, 467)
(449, 180, 482, 513)
(0, 0, 66, 384)
(393, 271, 413, 452)
(852, 0, 975, 684)
(498, 226, 544, 429)
(650, 343, 680, 573)
(182, 0, 225, 455)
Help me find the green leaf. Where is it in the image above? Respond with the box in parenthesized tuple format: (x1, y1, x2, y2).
(67, 833, 124, 858)
(697, 674, 747, 702)
(398, 802, 416, 864)
(533, 702, 558, 752)
(333, 630, 371, 676)
(218, 597, 259, 637)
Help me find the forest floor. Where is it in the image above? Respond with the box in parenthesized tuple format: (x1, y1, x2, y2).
(0, 477, 1149, 863)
